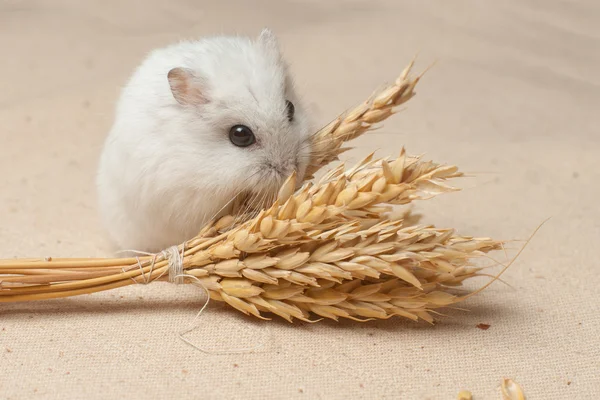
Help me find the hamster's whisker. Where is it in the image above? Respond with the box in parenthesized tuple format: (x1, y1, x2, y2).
(232, 192, 255, 226)
(232, 182, 266, 227)
(207, 170, 263, 230)
(243, 189, 262, 217)
(259, 183, 276, 210)
(244, 191, 266, 224)
(256, 189, 270, 213)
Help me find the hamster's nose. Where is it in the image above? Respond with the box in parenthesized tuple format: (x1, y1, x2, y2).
(265, 158, 297, 177)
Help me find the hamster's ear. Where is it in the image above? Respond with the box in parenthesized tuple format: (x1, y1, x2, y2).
(257, 28, 281, 58)
(168, 67, 207, 106)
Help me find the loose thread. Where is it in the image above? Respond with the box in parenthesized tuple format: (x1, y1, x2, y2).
(117, 249, 157, 285)
(118, 245, 270, 354)
(176, 274, 271, 355)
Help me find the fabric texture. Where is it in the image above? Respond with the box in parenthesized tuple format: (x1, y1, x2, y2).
(1, 1, 598, 398)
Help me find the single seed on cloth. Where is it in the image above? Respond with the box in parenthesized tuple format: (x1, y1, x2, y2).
(501, 379, 525, 400)
(457, 390, 473, 400)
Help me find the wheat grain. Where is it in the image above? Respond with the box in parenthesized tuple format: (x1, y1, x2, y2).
(501, 379, 526, 400)
(457, 390, 473, 400)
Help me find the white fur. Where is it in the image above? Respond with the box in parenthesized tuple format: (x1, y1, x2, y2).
(96, 30, 312, 253)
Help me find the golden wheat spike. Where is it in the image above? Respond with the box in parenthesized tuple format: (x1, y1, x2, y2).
(304, 56, 422, 180)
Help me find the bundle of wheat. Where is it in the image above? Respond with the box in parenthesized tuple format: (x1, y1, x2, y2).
(0, 60, 508, 323)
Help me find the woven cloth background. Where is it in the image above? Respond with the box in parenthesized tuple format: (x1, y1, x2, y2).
(1, 1, 598, 398)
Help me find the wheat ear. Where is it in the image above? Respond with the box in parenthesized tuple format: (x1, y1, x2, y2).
(305, 57, 422, 180)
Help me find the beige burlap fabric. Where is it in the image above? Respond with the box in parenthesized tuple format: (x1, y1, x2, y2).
(1, 1, 598, 398)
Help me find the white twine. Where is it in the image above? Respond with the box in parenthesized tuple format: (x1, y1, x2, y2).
(163, 245, 185, 285)
(118, 244, 185, 285)
(117, 249, 156, 285)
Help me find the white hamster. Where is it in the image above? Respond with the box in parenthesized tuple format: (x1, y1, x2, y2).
(96, 29, 312, 253)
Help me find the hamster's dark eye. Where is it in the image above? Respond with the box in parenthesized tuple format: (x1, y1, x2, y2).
(286, 100, 295, 122)
(229, 125, 256, 147)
